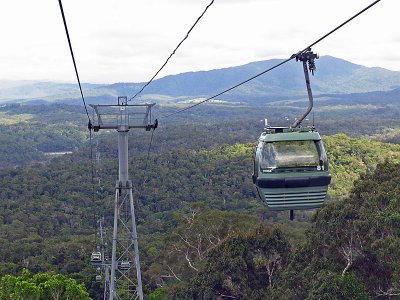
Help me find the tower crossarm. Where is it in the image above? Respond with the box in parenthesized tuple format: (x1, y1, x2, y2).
(89, 103, 157, 132)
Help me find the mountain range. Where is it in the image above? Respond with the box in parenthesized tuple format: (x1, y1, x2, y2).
(1, 56, 400, 105)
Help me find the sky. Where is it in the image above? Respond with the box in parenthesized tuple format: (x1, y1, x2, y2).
(0, 0, 399, 84)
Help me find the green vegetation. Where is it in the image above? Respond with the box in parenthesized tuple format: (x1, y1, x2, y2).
(0, 112, 33, 124)
(3, 57, 399, 105)
(325, 134, 400, 199)
(164, 160, 399, 299)
(282, 160, 400, 299)
(171, 225, 290, 299)
(0, 269, 90, 299)
(0, 104, 87, 167)
(0, 102, 400, 298)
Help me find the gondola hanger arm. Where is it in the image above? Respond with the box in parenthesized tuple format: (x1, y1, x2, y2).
(291, 48, 318, 128)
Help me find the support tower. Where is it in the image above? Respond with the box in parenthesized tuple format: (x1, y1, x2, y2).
(90, 97, 157, 300)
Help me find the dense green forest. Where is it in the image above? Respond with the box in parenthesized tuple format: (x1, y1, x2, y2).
(171, 160, 399, 299)
(0, 269, 90, 299)
(0, 103, 399, 299)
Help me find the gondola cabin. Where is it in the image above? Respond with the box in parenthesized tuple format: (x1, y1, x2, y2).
(119, 261, 131, 270)
(90, 252, 102, 265)
(253, 126, 331, 211)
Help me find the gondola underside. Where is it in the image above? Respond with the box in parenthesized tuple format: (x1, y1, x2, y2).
(256, 174, 331, 210)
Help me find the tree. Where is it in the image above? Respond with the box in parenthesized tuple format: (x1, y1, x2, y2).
(171, 225, 290, 299)
(283, 160, 400, 299)
(0, 269, 91, 300)
(151, 208, 260, 288)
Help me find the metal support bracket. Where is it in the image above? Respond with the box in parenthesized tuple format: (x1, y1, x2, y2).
(291, 49, 319, 128)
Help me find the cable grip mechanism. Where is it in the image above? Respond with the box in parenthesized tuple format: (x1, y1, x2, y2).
(291, 48, 319, 128)
(295, 48, 319, 75)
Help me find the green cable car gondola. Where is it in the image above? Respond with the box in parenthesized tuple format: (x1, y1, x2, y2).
(253, 126, 331, 211)
(90, 251, 102, 265)
(253, 49, 331, 216)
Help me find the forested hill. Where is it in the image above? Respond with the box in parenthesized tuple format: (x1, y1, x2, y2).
(1, 56, 400, 104)
(0, 130, 399, 298)
(172, 160, 400, 299)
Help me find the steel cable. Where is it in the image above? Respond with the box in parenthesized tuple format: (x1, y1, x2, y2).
(129, 0, 215, 101)
(163, 0, 382, 118)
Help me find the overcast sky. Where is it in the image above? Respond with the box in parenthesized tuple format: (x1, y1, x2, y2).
(0, 0, 398, 83)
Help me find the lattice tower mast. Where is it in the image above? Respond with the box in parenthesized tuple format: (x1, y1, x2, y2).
(90, 97, 157, 300)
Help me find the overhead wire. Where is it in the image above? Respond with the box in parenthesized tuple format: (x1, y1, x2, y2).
(129, 0, 215, 102)
(302, 0, 382, 52)
(89, 129, 98, 242)
(144, 130, 155, 173)
(134, 0, 383, 193)
(163, 58, 293, 118)
(53, 0, 383, 275)
(57, 0, 91, 126)
(133, 118, 157, 209)
(58, 0, 99, 242)
(128, 0, 217, 197)
(163, 0, 382, 118)
(57, 0, 382, 208)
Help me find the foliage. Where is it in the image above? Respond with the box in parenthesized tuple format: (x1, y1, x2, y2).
(305, 272, 370, 300)
(1, 130, 400, 297)
(283, 160, 400, 299)
(325, 134, 400, 199)
(171, 225, 290, 299)
(1, 103, 400, 298)
(148, 287, 168, 300)
(0, 104, 87, 167)
(147, 209, 261, 288)
(0, 269, 91, 300)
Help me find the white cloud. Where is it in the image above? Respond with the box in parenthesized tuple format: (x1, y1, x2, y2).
(0, 0, 399, 83)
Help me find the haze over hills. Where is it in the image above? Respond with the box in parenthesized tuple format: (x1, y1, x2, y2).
(1, 56, 400, 105)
